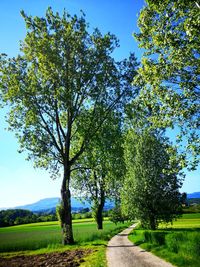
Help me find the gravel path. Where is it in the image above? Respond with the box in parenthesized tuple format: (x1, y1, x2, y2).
(106, 224, 175, 267)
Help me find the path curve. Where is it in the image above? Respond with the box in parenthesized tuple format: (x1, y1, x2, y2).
(106, 224, 175, 267)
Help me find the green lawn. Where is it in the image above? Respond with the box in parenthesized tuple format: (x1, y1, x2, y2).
(129, 213, 200, 267)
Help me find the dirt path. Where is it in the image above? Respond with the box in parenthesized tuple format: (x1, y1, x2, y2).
(106, 224, 175, 267)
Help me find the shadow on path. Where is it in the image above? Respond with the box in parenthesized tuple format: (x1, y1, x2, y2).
(107, 245, 136, 248)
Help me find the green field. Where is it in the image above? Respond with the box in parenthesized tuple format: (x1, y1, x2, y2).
(129, 213, 200, 267)
(0, 219, 129, 253)
(0, 219, 131, 267)
(159, 213, 200, 229)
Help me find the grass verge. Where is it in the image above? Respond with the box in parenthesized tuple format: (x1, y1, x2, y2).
(128, 213, 200, 267)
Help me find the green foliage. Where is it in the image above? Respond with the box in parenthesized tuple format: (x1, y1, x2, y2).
(0, 7, 136, 176)
(71, 112, 127, 228)
(133, 0, 200, 169)
(122, 130, 183, 229)
(0, 209, 57, 227)
(0, 7, 136, 243)
(0, 209, 34, 227)
(109, 206, 127, 224)
(0, 7, 126, 174)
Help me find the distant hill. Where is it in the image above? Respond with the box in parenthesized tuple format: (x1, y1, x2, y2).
(187, 192, 200, 199)
(14, 197, 114, 213)
(16, 198, 60, 212)
(16, 197, 90, 213)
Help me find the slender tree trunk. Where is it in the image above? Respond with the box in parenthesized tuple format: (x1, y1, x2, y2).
(96, 206, 103, 229)
(60, 165, 74, 244)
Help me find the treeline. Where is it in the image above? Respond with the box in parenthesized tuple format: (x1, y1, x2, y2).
(0, 209, 57, 227)
(0, 208, 111, 227)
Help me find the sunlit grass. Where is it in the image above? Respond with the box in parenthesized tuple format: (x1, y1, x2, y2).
(0, 220, 130, 253)
(159, 213, 200, 229)
(129, 213, 200, 267)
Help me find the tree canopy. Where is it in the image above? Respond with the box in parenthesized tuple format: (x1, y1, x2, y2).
(71, 112, 125, 229)
(122, 130, 183, 230)
(0, 8, 137, 244)
(133, 0, 200, 169)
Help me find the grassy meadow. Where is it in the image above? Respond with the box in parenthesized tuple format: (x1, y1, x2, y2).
(0, 218, 131, 267)
(129, 213, 200, 267)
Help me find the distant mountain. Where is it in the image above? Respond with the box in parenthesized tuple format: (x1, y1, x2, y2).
(14, 197, 113, 213)
(16, 198, 60, 212)
(16, 197, 91, 212)
(187, 192, 200, 199)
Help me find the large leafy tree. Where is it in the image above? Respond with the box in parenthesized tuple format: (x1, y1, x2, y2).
(122, 130, 183, 230)
(0, 8, 136, 244)
(71, 112, 125, 229)
(134, 0, 200, 168)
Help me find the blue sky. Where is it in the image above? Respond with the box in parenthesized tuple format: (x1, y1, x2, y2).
(0, 0, 199, 207)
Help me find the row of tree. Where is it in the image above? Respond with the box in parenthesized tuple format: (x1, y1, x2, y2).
(0, 208, 112, 227)
(0, 209, 57, 227)
(0, 1, 199, 244)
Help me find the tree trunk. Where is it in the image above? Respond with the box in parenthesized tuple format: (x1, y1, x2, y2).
(60, 166, 74, 244)
(96, 204, 103, 229)
(96, 189, 105, 230)
(149, 215, 156, 230)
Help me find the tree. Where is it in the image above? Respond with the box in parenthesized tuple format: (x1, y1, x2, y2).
(71, 112, 125, 229)
(109, 206, 127, 225)
(0, 8, 136, 244)
(0, 209, 34, 227)
(134, 0, 200, 169)
(121, 130, 183, 230)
